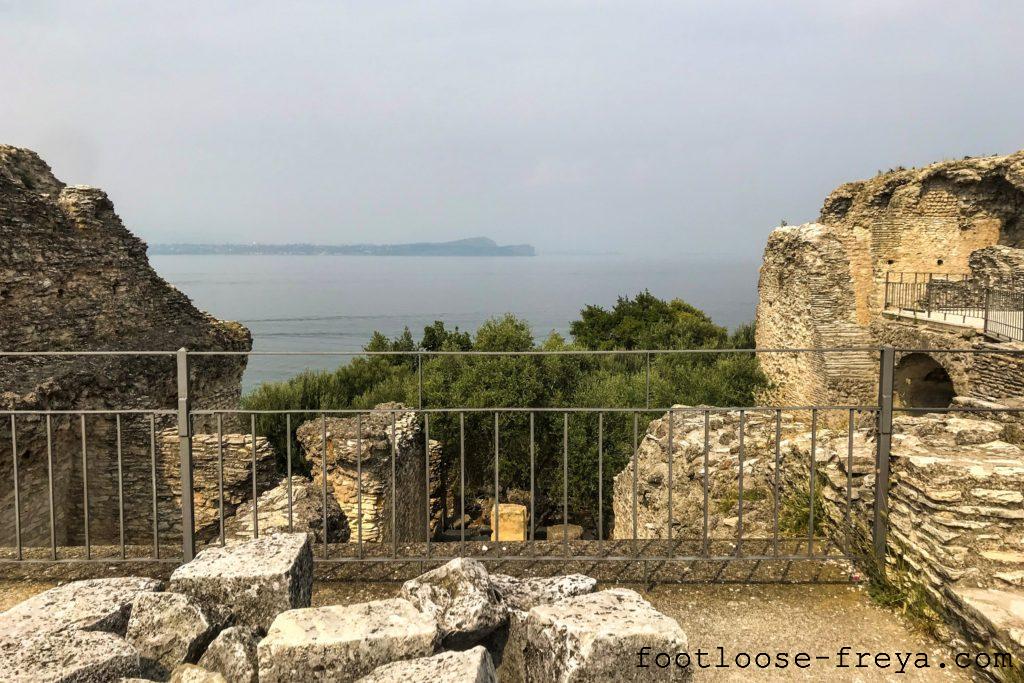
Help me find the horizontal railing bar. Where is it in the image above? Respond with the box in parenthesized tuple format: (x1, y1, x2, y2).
(190, 405, 879, 415)
(0, 410, 176, 415)
(0, 351, 177, 356)
(295, 554, 853, 564)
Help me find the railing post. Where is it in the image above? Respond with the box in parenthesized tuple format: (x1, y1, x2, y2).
(983, 288, 991, 335)
(873, 345, 895, 561)
(177, 348, 196, 562)
(883, 271, 890, 309)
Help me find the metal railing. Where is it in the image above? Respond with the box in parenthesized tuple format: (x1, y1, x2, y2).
(2, 346, 1023, 578)
(883, 272, 1024, 342)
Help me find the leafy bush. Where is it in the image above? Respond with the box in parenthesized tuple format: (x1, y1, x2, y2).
(241, 293, 768, 530)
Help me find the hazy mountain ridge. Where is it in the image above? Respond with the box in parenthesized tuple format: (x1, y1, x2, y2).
(151, 236, 536, 257)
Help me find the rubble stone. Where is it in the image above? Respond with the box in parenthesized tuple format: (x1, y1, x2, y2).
(125, 592, 226, 677)
(197, 626, 260, 683)
(400, 557, 505, 648)
(356, 646, 495, 682)
(169, 533, 313, 631)
(256, 598, 438, 682)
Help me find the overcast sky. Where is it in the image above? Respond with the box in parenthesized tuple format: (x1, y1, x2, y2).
(3, 2, 1023, 257)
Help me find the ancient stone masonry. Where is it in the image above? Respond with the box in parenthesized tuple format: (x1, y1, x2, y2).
(0, 145, 253, 549)
(295, 403, 444, 545)
(757, 150, 1024, 406)
(765, 408, 1024, 671)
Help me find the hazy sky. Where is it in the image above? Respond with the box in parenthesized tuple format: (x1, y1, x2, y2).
(3, 2, 1023, 257)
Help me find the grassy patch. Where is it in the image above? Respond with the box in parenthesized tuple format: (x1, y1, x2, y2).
(777, 479, 825, 536)
(715, 486, 769, 514)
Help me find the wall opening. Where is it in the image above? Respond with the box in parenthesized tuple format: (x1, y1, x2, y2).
(894, 353, 955, 409)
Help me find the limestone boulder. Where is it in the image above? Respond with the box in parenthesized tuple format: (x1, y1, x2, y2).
(0, 629, 141, 682)
(125, 592, 227, 677)
(522, 588, 689, 681)
(490, 573, 598, 620)
(169, 532, 313, 631)
(197, 626, 260, 683)
(544, 523, 583, 541)
(0, 576, 163, 637)
(256, 598, 438, 682)
(357, 645, 495, 682)
(224, 475, 349, 543)
(168, 664, 228, 682)
(400, 557, 506, 648)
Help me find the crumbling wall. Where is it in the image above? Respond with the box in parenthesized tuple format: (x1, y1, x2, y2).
(0, 145, 253, 549)
(296, 403, 444, 545)
(758, 150, 1024, 406)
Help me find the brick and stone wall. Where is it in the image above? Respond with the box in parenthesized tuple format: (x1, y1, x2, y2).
(0, 145, 253, 549)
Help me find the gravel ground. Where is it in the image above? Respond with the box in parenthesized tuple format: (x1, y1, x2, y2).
(3, 579, 971, 681)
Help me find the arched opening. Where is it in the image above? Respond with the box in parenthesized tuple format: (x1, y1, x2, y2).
(894, 353, 955, 409)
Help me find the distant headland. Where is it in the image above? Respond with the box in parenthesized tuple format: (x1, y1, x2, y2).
(150, 236, 536, 257)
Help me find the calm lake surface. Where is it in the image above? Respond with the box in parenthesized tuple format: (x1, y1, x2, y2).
(149, 254, 760, 392)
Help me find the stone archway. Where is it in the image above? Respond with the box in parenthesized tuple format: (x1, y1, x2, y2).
(894, 353, 955, 409)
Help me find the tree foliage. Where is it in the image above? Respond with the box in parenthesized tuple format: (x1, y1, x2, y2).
(241, 293, 767, 534)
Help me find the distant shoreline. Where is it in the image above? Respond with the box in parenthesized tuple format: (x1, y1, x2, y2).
(150, 236, 536, 257)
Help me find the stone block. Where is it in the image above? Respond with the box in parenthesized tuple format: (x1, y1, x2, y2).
(401, 557, 506, 648)
(0, 576, 163, 637)
(169, 532, 313, 631)
(523, 588, 689, 681)
(490, 503, 527, 541)
(356, 645, 495, 682)
(256, 598, 438, 682)
(0, 629, 141, 682)
(168, 663, 228, 682)
(197, 626, 260, 683)
(224, 475, 349, 543)
(490, 573, 598, 618)
(544, 523, 583, 541)
(125, 592, 226, 677)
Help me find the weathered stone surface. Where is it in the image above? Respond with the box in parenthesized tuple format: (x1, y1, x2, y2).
(400, 557, 505, 648)
(0, 629, 141, 682)
(523, 588, 689, 681)
(169, 533, 313, 631)
(224, 475, 349, 543)
(0, 145, 252, 549)
(197, 626, 260, 683)
(544, 523, 584, 541)
(491, 503, 527, 541)
(168, 664, 228, 683)
(125, 592, 226, 677)
(296, 404, 444, 544)
(0, 576, 163, 637)
(490, 573, 598, 618)
(257, 598, 438, 682)
(357, 645, 495, 682)
(757, 150, 1024, 406)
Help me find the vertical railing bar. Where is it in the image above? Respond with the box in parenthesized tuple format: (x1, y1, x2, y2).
(286, 414, 293, 532)
(177, 348, 195, 563)
(46, 414, 56, 560)
(598, 412, 603, 543)
(529, 412, 535, 542)
(493, 411, 500, 555)
(847, 408, 855, 553)
(645, 352, 651, 409)
(150, 413, 159, 559)
(737, 409, 745, 557)
(357, 414, 363, 558)
(874, 347, 895, 560)
(667, 407, 673, 555)
(703, 410, 710, 556)
(116, 414, 125, 559)
(417, 352, 424, 410)
(217, 414, 225, 547)
(562, 412, 569, 559)
(10, 415, 21, 560)
(773, 408, 781, 557)
(459, 412, 466, 556)
(80, 413, 90, 560)
(809, 408, 817, 558)
(632, 412, 638, 559)
(321, 413, 328, 559)
(391, 411, 398, 559)
(425, 413, 431, 560)
(251, 414, 259, 539)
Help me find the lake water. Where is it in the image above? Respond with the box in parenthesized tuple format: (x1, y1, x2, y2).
(150, 254, 760, 392)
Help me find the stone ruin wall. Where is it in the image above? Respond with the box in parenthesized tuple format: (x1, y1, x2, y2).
(757, 150, 1024, 407)
(0, 145, 253, 549)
